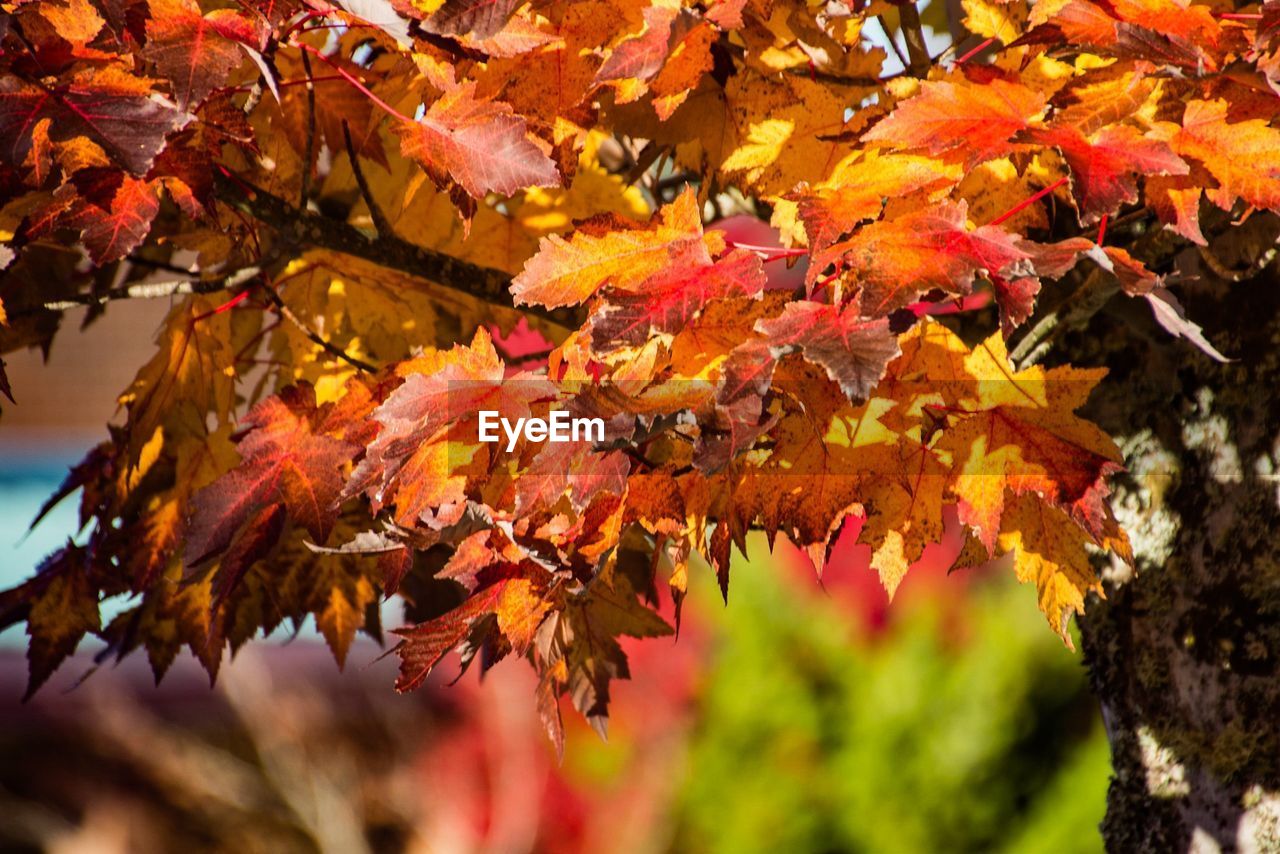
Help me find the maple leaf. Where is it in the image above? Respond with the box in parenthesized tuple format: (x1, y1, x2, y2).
(0, 546, 101, 699)
(143, 0, 259, 110)
(267, 521, 384, 668)
(394, 561, 557, 691)
(53, 170, 162, 264)
(716, 74, 859, 195)
(1171, 99, 1280, 215)
(420, 0, 525, 39)
(118, 295, 242, 464)
(755, 302, 902, 403)
(535, 560, 672, 738)
(350, 328, 555, 524)
(595, 6, 696, 87)
(815, 201, 1028, 316)
(185, 383, 360, 569)
(934, 331, 1127, 553)
(512, 187, 714, 309)
(731, 378, 892, 555)
(1025, 124, 1187, 222)
(588, 248, 766, 349)
(0, 66, 186, 175)
(862, 78, 1045, 167)
(99, 566, 219, 682)
(997, 493, 1104, 645)
(791, 152, 959, 253)
(393, 82, 560, 199)
(513, 441, 630, 516)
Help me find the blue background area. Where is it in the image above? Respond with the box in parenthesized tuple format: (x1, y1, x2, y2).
(0, 454, 79, 644)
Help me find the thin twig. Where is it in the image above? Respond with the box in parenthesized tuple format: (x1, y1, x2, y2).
(877, 15, 911, 70)
(1010, 270, 1119, 367)
(125, 255, 196, 275)
(213, 172, 580, 328)
(259, 281, 377, 372)
(897, 2, 934, 78)
(342, 120, 395, 239)
(299, 50, 316, 206)
(1197, 239, 1279, 283)
(243, 78, 265, 118)
(30, 267, 263, 314)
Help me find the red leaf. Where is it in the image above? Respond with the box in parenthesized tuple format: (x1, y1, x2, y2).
(144, 0, 259, 110)
(392, 82, 560, 199)
(1025, 124, 1187, 222)
(59, 171, 162, 264)
(186, 384, 359, 568)
(755, 302, 902, 402)
(393, 581, 509, 692)
(862, 78, 1045, 167)
(595, 6, 694, 84)
(0, 66, 186, 175)
(349, 329, 556, 522)
(588, 248, 766, 349)
(815, 201, 1029, 316)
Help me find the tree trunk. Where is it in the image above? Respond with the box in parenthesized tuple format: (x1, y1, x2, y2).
(1066, 223, 1280, 852)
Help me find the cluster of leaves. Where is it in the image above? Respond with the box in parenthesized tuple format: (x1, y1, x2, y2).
(1, 0, 1277, 742)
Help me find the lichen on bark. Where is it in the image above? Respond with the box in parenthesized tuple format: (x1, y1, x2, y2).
(1054, 217, 1280, 851)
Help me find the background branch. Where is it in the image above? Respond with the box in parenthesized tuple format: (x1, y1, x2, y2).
(341, 121, 395, 240)
(32, 267, 263, 314)
(213, 172, 579, 328)
(258, 281, 376, 372)
(897, 3, 934, 77)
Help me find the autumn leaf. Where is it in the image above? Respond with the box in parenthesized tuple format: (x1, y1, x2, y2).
(1171, 99, 1280, 215)
(185, 383, 360, 568)
(393, 82, 560, 199)
(0, 546, 101, 700)
(534, 560, 672, 737)
(118, 295, 242, 464)
(935, 331, 1126, 553)
(755, 302, 901, 403)
(791, 152, 959, 253)
(349, 328, 555, 524)
(815, 201, 1028, 316)
(595, 6, 695, 87)
(862, 78, 1045, 168)
(144, 0, 259, 109)
(1025, 124, 1187, 222)
(420, 0, 525, 40)
(588, 248, 766, 349)
(997, 493, 1104, 645)
(56, 170, 162, 264)
(0, 66, 186, 175)
(512, 187, 713, 309)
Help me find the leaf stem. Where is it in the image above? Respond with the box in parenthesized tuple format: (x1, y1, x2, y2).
(954, 37, 995, 65)
(293, 42, 412, 123)
(988, 177, 1068, 227)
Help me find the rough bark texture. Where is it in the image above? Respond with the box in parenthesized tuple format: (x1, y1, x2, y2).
(1061, 215, 1280, 852)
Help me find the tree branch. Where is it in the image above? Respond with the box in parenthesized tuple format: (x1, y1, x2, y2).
(258, 281, 376, 372)
(213, 172, 579, 328)
(299, 50, 316, 207)
(1011, 270, 1119, 368)
(32, 267, 263, 313)
(897, 3, 933, 78)
(341, 120, 394, 240)
(877, 15, 911, 71)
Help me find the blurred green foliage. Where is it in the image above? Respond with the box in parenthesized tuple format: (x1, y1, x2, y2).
(673, 542, 1110, 854)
